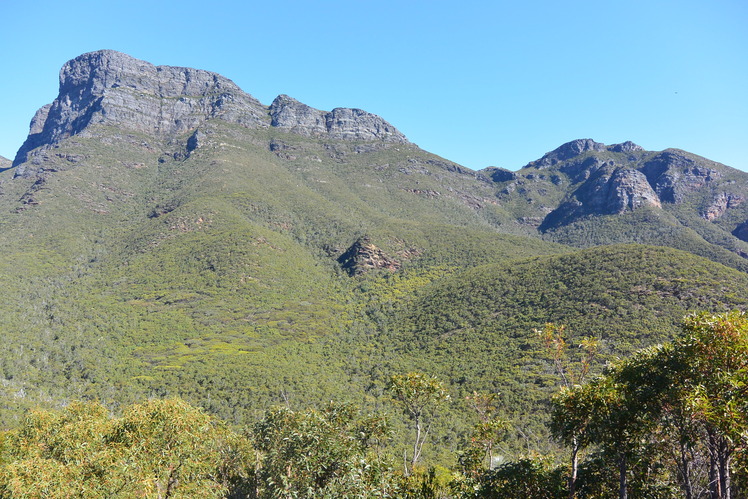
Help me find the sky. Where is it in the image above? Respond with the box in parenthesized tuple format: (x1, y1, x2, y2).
(1, 0, 746, 172)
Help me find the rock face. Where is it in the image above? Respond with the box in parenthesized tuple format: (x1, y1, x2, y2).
(13, 50, 410, 175)
(269, 95, 408, 143)
(527, 139, 643, 169)
(0, 154, 11, 170)
(641, 151, 720, 203)
(14, 50, 268, 171)
(337, 237, 400, 275)
(595, 168, 661, 213)
(519, 139, 747, 233)
(702, 192, 745, 221)
(541, 165, 661, 230)
(480, 166, 516, 183)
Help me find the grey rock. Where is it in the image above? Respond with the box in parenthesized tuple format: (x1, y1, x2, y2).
(480, 166, 516, 183)
(529, 139, 607, 168)
(14, 50, 269, 173)
(540, 166, 661, 231)
(269, 95, 328, 135)
(269, 94, 408, 143)
(527, 139, 645, 170)
(0, 154, 11, 170)
(337, 236, 400, 275)
(15, 51, 410, 175)
(608, 141, 644, 153)
(557, 139, 607, 157)
(573, 167, 661, 214)
(559, 156, 607, 184)
(641, 151, 720, 203)
(326, 107, 407, 142)
(186, 129, 206, 154)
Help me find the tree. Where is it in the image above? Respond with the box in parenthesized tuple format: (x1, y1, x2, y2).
(678, 311, 748, 499)
(0, 398, 246, 498)
(389, 372, 450, 475)
(551, 312, 748, 499)
(251, 402, 394, 497)
(465, 391, 510, 471)
(539, 323, 599, 498)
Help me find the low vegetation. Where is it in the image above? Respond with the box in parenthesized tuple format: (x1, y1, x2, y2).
(0, 312, 745, 497)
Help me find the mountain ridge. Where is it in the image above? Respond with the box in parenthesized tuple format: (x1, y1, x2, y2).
(8, 51, 748, 271)
(13, 50, 407, 176)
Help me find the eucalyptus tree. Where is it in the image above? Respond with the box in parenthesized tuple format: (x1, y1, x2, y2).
(389, 372, 450, 475)
(551, 312, 748, 499)
(539, 323, 600, 498)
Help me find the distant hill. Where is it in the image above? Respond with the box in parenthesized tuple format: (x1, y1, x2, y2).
(373, 244, 748, 456)
(1, 50, 747, 466)
(480, 138, 748, 271)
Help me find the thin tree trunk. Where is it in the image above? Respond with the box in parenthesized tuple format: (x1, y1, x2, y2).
(618, 454, 628, 499)
(412, 420, 422, 471)
(679, 441, 694, 499)
(719, 446, 731, 499)
(708, 431, 721, 499)
(569, 438, 579, 499)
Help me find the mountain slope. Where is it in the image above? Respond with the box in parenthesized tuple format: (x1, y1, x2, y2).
(373, 244, 748, 456)
(0, 50, 566, 425)
(480, 139, 748, 270)
(2, 50, 748, 467)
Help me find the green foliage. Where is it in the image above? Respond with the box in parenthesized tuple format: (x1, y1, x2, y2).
(0, 398, 244, 498)
(389, 372, 451, 473)
(250, 402, 396, 498)
(4, 110, 748, 485)
(477, 457, 567, 499)
(550, 312, 748, 498)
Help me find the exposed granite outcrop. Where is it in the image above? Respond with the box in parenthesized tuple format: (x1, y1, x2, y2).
(14, 50, 268, 173)
(522, 140, 746, 233)
(269, 95, 408, 143)
(527, 139, 644, 169)
(609, 141, 644, 153)
(337, 236, 400, 275)
(641, 151, 720, 203)
(540, 165, 661, 231)
(14, 50, 410, 176)
(269, 95, 328, 136)
(557, 156, 607, 184)
(480, 166, 516, 183)
(702, 192, 745, 221)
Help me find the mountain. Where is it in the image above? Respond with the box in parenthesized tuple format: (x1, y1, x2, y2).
(0, 50, 563, 422)
(480, 138, 748, 271)
(2, 50, 748, 464)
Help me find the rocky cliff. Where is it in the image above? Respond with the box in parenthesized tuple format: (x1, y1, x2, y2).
(269, 94, 407, 143)
(502, 139, 746, 232)
(13, 50, 408, 176)
(337, 236, 400, 275)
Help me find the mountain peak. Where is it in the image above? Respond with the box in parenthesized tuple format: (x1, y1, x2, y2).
(527, 139, 644, 169)
(13, 50, 267, 172)
(13, 51, 408, 175)
(269, 94, 408, 143)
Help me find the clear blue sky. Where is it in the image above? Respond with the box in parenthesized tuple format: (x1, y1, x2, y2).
(1, 0, 746, 171)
